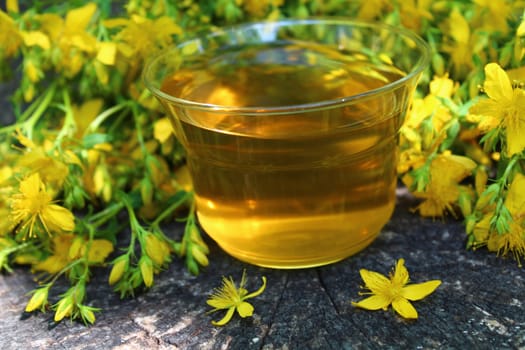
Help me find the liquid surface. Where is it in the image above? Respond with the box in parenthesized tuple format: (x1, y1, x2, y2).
(161, 43, 407, 268)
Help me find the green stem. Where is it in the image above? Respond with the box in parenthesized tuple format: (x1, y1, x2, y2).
(0, 83, 57, 138)
(151, 191, 193, 227)
(120, 193, 146, 255)
(88, 201, 125, 228)
(131, 103, 148, 157)
(53, 89, 77, 149)
(85, 102, 130, 136)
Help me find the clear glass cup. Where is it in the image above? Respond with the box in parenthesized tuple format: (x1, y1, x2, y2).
(144, 19, 430, 268)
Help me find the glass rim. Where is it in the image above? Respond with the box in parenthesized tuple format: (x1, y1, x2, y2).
(143, 18, 431, 115)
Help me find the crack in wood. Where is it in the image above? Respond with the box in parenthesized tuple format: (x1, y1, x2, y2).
(258, 273, 288, 350)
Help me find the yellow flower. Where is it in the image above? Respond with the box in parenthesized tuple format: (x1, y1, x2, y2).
(33, 234, 74, 274)
(352, 259, 441, 319)
(35, 3, 98, 77)
(72, 99, 104, 137)
(404, 153, 476, 217)
(14, 131, 70, 190)
(472, 0, 513, 35)
(85, 239, 114, 263)
(33, 234, 113, 274)
(356, 0, 391, 20)
(9, 173, 75, 238)
(241, 0, 283, 18)
(7, 0, 19, 13)
(207, 270, 267, 326)
(470, 63, 525, 157)
(440, 9, 485, 79)
(104, 15, 182, 62)
(398, 0, 433, 33)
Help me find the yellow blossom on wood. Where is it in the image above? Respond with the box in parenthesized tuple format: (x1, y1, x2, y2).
(9, 173, 75, 238)
(352, 259, 441, 319)
(207, 270, 266, 326)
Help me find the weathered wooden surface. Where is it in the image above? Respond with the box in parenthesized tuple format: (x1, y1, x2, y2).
(1, 191, 524, 350)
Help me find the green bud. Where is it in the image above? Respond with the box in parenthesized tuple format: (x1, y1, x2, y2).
(465, 214, 477, 235)
(79, 306, 96, 324)
(187, 258, 200, 276)
(457, 191, 472, 217)
(295, 5, 309, 18)
(432, 53, 445, 76)
(140, 177, 154, 207)
(499, 44, 513, 68)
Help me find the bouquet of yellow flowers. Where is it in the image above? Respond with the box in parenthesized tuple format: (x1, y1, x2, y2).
(0, 0, 524, 324)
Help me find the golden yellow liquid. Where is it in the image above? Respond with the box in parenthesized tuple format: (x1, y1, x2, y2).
(160, 43, 406, 268)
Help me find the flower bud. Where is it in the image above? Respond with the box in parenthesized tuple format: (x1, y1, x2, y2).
(25, 286, 49, 312)
(54, 296, 74, 322)
(109, 255, 129, 285)
(145, 233, 169, 266)
(457, 190, 472, 217)
(81, 307, 96, 324)
(475, 167, 488, 196)
(68, 237, 84, 260)
(139, 256, 154, 287)
(191, 245, 209, 267)
(140, 177, 153, 207)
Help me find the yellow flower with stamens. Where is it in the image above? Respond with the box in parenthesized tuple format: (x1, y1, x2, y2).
(207, 270, 266, 326)
(470, 63, 525, 157)
(9, 173, 75, 238)
(352, 259, 441, 319)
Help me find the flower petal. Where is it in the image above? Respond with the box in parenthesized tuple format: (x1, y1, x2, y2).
(505, 94, 525, 156)
(483, 63, 513, 102)
(505, 173, 525, 215)
(401, 280, 442, 301)
(211, 307, 235, 326)
(42, 204, 75, 232)
(392, 298, 418, 319)
(359, 269, 390, 293)
(391, 259, 409, 286)
(237, 301, 254, 318)
(244, 276, 267, 300)
(352, 295, 390, 311)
